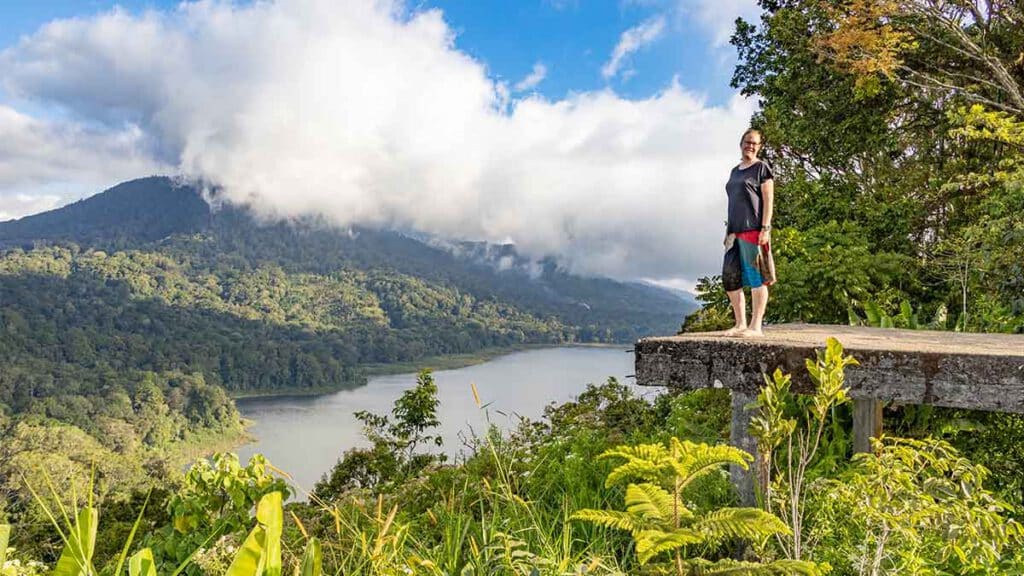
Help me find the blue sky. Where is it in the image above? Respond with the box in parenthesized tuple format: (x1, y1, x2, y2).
(0, 0, 759, 284)
(0, 0, 744, 105)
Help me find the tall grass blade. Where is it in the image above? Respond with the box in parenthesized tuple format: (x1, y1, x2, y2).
(0, 524, 10, 567)
(113, 490, 152, 576)
(299, 538, 322, 576)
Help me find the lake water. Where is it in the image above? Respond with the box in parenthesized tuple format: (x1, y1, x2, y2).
(235, 346, 652, 496)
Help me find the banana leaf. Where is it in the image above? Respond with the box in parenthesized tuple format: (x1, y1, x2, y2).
(53, 507, 99, 576)
(225, 491, 283, 576)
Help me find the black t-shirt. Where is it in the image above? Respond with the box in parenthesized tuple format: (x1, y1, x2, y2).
(726, 160, 774, 233)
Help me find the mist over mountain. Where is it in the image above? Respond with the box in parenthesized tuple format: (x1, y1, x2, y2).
(1, 176, 694, 328)
(0, 177, 694, 412)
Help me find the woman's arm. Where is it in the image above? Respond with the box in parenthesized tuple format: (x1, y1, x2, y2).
(760, 178, 774, 245)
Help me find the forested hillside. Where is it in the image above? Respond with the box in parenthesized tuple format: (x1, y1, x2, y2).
(0, 177, 691, 461)
(0, 176, 692, 544)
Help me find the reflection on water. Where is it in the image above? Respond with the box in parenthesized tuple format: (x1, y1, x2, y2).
(235, 346, 648, 496)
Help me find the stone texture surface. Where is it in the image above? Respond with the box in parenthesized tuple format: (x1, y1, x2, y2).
(730, 390, 758, 506)
(635, 324, 1024, 413)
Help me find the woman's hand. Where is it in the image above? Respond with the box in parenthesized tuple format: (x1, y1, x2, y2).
(758, 229, 771, 245)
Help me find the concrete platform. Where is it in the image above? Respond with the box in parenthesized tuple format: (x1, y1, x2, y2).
(635, 324, 1024, 503)
(635, 323, 1024, 413)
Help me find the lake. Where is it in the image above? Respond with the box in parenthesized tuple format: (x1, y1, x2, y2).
(235, 346, 651, 497)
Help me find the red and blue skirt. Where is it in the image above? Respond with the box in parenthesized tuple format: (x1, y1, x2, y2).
(723, 230, 776, 292)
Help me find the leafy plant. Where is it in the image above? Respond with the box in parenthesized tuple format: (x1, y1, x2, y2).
(847, 299, 949, 330)
(572, 437, 821, 575)
(749, 337, 857, 561)
(808, 438, 1024, 575)
(19, 473, 317, 576)
(154, 453, 289, 571)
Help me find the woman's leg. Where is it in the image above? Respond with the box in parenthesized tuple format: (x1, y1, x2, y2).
(724, 288, 747, 335)
(746, 285, 769, 336)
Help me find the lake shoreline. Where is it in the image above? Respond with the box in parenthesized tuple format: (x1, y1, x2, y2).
(169, 423, 256, 468)
(231, 346, 636, 494)
(229, 342, 628, 401)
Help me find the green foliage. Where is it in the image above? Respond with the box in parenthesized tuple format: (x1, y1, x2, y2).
(0, 525, 8, 567)
(768, 223, 913, 325)
(572, 438, 819, 574)
(848, 299, 923, 330)
(679, 276, 733, 333)
(808, 438, 1024, 575)
(314, 370, 445, 500)
(153, 454, 289, 572)
(10, 475, 319, 576)
(724, 0, 1024, 333)
(750, 337, 857, 561)
(225, 492, 283, 576)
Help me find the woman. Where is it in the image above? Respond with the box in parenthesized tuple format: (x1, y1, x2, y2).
(722, 128, 775, 337)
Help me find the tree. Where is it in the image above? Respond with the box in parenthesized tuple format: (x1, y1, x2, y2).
(314, 370, 444, 499)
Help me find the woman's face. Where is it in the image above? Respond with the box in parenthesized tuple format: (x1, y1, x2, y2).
(741, 133, 761, 160)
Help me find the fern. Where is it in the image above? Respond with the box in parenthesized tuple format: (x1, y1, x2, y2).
(599, 443, 669, 463)
(691, 508, 791, 542)
(682, 558, 825, 575)
(569, 509, 640, 533)
(670, 441, 752, 491)
(625, 482, 688, 523)
(572, 436, 820, 574)
(604, 459, 663, 487)
(635, 529, 703, 564)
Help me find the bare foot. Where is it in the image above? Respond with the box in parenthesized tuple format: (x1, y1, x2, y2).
(722, 326, 747, 337)
(739, 328, 764, 338)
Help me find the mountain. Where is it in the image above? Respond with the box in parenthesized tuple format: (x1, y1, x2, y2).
(1, 176, 693, 336)
(0, 178, 692, 415)
(0, 177, 210, 248)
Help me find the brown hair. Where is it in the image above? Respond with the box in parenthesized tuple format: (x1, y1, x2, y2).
(740, 128, 763, 144)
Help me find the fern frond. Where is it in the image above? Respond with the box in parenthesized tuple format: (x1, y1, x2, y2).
(634, 528, 703, 565)
(625, 482, 689, 523)
(683, 558, 824, 575)
(570, 509, 641, 534)
(605, 459, 662, 487)
(599, 443, 669, 463)
(691, 508, 791, 542)
(671, 443, 752, 490)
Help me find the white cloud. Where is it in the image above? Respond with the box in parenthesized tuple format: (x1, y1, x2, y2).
(513, 62, 547, 92)
(601, 16, 666, 80)
(676, 0, 761, 47)
(0, 0, 752, 282)
(0, 104, 169, 219)
(0, 193, 62, 222)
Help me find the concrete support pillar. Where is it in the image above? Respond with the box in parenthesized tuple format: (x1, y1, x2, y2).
(853, 398, 883, 453)
(730, 390, 758, 507)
